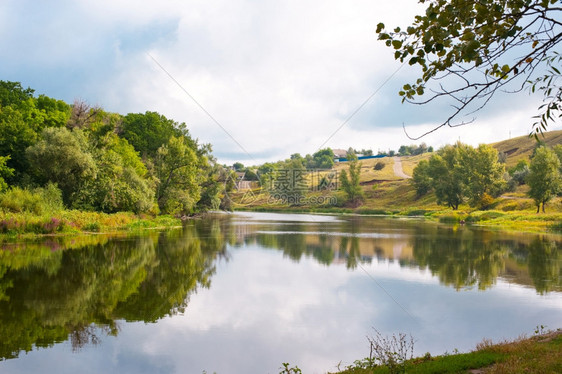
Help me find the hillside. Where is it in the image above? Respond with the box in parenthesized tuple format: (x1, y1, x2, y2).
(491, 129, 562, 168)
(231, 130, 562, 232)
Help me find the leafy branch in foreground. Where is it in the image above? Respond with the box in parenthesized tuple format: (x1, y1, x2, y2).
(377, 0, 562, 138)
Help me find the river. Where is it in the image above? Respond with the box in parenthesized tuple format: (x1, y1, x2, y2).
(0, 212, 560, 373)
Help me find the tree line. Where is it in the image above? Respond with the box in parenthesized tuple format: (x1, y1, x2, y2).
(0, 81, 235, 215)
(412, 141, 562, 212)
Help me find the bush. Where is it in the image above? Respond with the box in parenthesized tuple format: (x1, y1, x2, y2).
(511, 166, 529, 186)
(477, 193, 495, 210)
(83, 222, 101, 232)
(0, 184, 64, 215)
(374, 161, 385, 171)
(0, 188, 42, 214)
(0, 215, 67, 234)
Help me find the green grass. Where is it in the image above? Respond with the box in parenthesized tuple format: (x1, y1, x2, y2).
(0, 210, 183, 236)
(334, 331, 562, 374)
(339, 351, 505, 374)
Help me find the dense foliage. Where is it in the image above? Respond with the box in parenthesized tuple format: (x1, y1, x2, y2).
(527, 146, 561, 212)
(340, 151, 365, 204)
(0, 80, 230, 216)
(412, 142, 505, 209)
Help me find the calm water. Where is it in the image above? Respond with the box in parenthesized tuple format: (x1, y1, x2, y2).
(0, 212, 560, 373)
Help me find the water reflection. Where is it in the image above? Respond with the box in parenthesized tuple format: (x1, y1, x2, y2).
(0, 213, 560, 363)
(239, 214, 560, 294)
(0, 220, 228, 360)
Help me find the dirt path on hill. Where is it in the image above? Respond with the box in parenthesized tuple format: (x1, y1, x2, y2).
(393, 157, 411, 179)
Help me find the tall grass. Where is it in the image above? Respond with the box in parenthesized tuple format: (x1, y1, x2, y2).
(0, 183, 63, 215)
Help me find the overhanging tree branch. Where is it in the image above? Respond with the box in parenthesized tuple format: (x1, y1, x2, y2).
(377, 0, 562, 137)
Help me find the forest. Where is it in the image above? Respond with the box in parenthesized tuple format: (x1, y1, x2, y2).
(0, 81, 235, 217)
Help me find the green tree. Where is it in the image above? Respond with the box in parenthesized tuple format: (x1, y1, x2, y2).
(411, 159, 432, 197)
(35, 95, 71, 129)
(121, 111, 191, 157)
(0, 102, 40, 182)
(154, 136, 201, 215)
(509, 159, 530, 176)
(73, 148, 154, 214)
(428, 145, 464, 210)
(552, 144, 562, 167)
(197, 153, 229, 212)
(257, 162, 278, 190)
(340, 152, 364, 204)
(527, 146, 561, 213)
(26, 127, 97, 205)
(0, 81, 34, 107)
(0, 156, 14, 192)
(311, 148, 335, 169)
(377, 0, 562, 137)
(217, 166, 237, 211)
(0, 83, 71, 183)
(458, 144, 505, 208)
(398, 145, 410, 156)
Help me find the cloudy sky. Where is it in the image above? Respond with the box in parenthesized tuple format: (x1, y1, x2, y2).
(1, 0, 558, 165)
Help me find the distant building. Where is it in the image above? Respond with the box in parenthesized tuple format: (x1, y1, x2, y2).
(235, 171, 259, 190)
(331, 149, 348, 159)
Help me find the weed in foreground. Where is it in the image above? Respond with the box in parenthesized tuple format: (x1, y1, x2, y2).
(364, 329, 415, 374)
(279, 362, 302, 374)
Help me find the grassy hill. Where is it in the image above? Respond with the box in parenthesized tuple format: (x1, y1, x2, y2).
(492, 129, 562, 168)
(231, 130, 562, 232)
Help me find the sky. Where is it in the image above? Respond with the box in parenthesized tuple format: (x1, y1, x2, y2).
(1, 0, 559, 165)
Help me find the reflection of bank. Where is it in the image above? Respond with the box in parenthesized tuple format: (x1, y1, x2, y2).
(233, 216, 561, 294)
(0, 224, 227, 360)
(0, 214, 560, 362)
(408, 226, 562, 293)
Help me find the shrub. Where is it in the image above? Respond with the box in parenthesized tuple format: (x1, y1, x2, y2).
(83, 222, 101, 232)
(0, 184, 63, 215)
(0, 188, 43, 214)
(374, 161, 385, 171)
(477, 193, 495, 210)
(511, 166, 529, 186)
(41, 217, 65, 233)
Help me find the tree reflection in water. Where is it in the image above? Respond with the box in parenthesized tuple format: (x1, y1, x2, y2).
(0, 214, 560, 360)
(0, 219, 229, 360)
(249, 218, 560, 293)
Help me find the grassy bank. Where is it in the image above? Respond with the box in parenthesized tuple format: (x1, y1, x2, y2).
(0, 210, 183, 236)
(332, 330, 562, 374)
(231, 178, 562, 234)
(233, 198, 562, 234)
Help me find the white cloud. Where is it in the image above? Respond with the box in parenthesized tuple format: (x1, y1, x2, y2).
(0, 0, 552, 165)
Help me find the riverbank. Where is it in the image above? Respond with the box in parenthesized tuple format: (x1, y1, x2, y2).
(0, 210, 183, 237)
(3, 204, 562, 238)
(332, 329, 562, 374)
(230, 170, 562, 234)
(233, 204, 562, 234)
